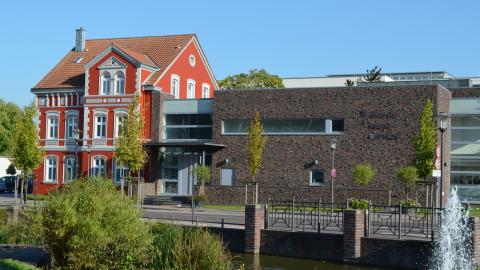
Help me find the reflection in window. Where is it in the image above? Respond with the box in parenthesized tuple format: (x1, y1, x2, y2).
(310, 169, 324, 186)
(222, 119, 344, 135)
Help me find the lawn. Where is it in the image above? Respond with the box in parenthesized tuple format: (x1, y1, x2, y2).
(203, 204, 244, 210)
(0, 259, 39, 270)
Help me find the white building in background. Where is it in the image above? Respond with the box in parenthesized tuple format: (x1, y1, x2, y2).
(283, 71, 480, 88)
(0, 157, 13, 178)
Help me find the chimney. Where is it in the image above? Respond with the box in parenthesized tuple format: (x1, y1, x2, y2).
(75, 27, 86, 52)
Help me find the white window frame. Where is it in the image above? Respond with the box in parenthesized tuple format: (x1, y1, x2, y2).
(65, 111, 79, 140)
(94, 111, 107, 139)
(114, 71, 125, 95)
(44, 156, 58, 183)
(63, 156, 76, 183)
(171, 74, 180, 99)
(100, 72, 112, 95)
(46, 111, 60, 140)
(309, 169, 324, 186)
(187, 79, 196, 99)
(114, 110, 128, 138)
(92, 156, 106, 177)
(114, 159, 128, 183)
(201, 83, 210, 98)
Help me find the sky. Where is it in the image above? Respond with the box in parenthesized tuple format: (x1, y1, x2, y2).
(1, 0, 479, 106)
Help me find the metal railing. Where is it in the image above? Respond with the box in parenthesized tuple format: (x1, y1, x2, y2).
(368, 204, 442, 239)
(266, 199, 345, 233)
(142, 211, 245, 229)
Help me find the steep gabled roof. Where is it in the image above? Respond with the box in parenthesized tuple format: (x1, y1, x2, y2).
(32, 34, 194, 90)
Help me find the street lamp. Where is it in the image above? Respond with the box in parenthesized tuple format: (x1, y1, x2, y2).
(438, 112, 448, 209)
(73, 128, 82, 180)
(330, 138, 337, 207)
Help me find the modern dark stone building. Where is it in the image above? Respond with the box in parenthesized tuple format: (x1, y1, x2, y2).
(205, 85, 451, 205)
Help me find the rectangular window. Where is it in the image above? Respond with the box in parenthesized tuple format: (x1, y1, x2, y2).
(115, 114, 127, 138)
(310, 169, 324, 186)
(95, 115, 107, 138)
(163, 114, 213, 140)
(45, 157, 57, 182)
(114, 159, 128, 182)
(64, 157, 76, 182)
(202, 84, 210, 98)
(187, 80, 195, 99)
(222, 119, 344, 135)
(66, 116, 78, 139)
(171, 76, 180, 99)
(48, 117, 59, 139)
(220, 168, 235, 186)
(92, 157, 106, 177)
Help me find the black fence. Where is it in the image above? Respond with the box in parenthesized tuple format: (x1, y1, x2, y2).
(266, 199, 345, 233)
(367, 205, 442, 239)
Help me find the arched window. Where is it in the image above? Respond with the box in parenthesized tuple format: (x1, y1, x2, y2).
(101, 72, 111, 95)
(187, 79, 196, 99)
(114, 71, 125, 94)
(171, 74, 180, 99)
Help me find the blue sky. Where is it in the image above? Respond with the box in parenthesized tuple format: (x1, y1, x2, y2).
(1, 0, 479, 106)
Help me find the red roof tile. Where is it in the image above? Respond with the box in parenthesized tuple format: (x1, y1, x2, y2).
(33, 34, 194, 90)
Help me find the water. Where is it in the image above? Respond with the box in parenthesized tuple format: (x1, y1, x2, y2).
(431, 187, 473, 270)
(232, 253, 387, 270)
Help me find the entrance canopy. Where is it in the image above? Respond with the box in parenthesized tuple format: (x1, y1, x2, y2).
(145, 141, 226, 154)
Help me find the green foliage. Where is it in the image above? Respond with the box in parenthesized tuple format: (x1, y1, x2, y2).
(400, 199, 417, 207)
(361, 66, 382, 82)
(6, 163, 16, 175)
(344, 79, 355, 87)
(396, 166, 418, 199)
(0, 259, 39, 270)
(149, 223, 231, 270)
(349, 199, 369, 210)
(0, 99, 22, 156)
(194, 165, 212, 184)
(11, 102, 43, 177)
(30, 177, 151, 269)
(246, 111, 267, 181)
(115, 96, 147, 175)
(412, 99, 437, 180)
(219, 69, 284, 90)
(351, 164, 375, 186)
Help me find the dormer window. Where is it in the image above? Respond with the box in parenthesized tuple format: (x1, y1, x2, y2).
(101, 72, 111, 95)
(114, 71, 125, 94)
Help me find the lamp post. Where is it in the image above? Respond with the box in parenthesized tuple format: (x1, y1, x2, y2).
(330, 138, 337, 207)
(438, 112, 448, 209)
(73, 128, 82, 180)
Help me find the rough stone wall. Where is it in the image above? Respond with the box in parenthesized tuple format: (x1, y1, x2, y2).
(450, 87, 480, 98)
(209, 85, 451, 205)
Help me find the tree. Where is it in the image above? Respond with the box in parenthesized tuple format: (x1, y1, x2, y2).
(11, 102, 43, 206)
(219, 69, 284, 90)
(115, 96, 147, 200)
(246, 111, 267, 183)
(6, 164, 16, 176)
(0, 99, 22, 156)
(352, 164, 375, 186)
(396, 166, 418, 200)
(357, 66, 382, 83)
(412, 99, 437, 181)
(193, 165, 211, 195)
(29, 178, 151, 269)
(345, 79, 355, 87)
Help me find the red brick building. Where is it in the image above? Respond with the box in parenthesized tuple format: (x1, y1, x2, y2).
(31, 29, 217, 194)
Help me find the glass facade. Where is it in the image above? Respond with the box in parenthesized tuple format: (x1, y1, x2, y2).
(451, 115, 480, 202)
(164, 114, 212, 140)
(223, 118, 344, 135)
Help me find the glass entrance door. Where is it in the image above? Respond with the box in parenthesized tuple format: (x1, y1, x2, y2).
(162, 155, 178, 194)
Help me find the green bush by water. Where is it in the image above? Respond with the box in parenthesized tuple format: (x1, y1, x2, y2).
(149, 223, 231, 270)
(0, 259, 39, 270)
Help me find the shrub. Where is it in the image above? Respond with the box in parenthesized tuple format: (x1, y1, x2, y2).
(396, 166, 418, 199)
(149, 223, 231, 270)
(30, 177, 152, 269)
(352, 164, 375, 186)
(0, 259, 39, 270)
(400, 198, 417, 207)
(349, 199, 369, 210)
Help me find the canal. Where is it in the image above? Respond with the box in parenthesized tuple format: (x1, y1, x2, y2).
(232, 253, 390, 270)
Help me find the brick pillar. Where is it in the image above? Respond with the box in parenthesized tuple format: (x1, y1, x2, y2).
(468, 217, 480, 266)
(343, 210, 365, 263)
(245, 204, 264, 254)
